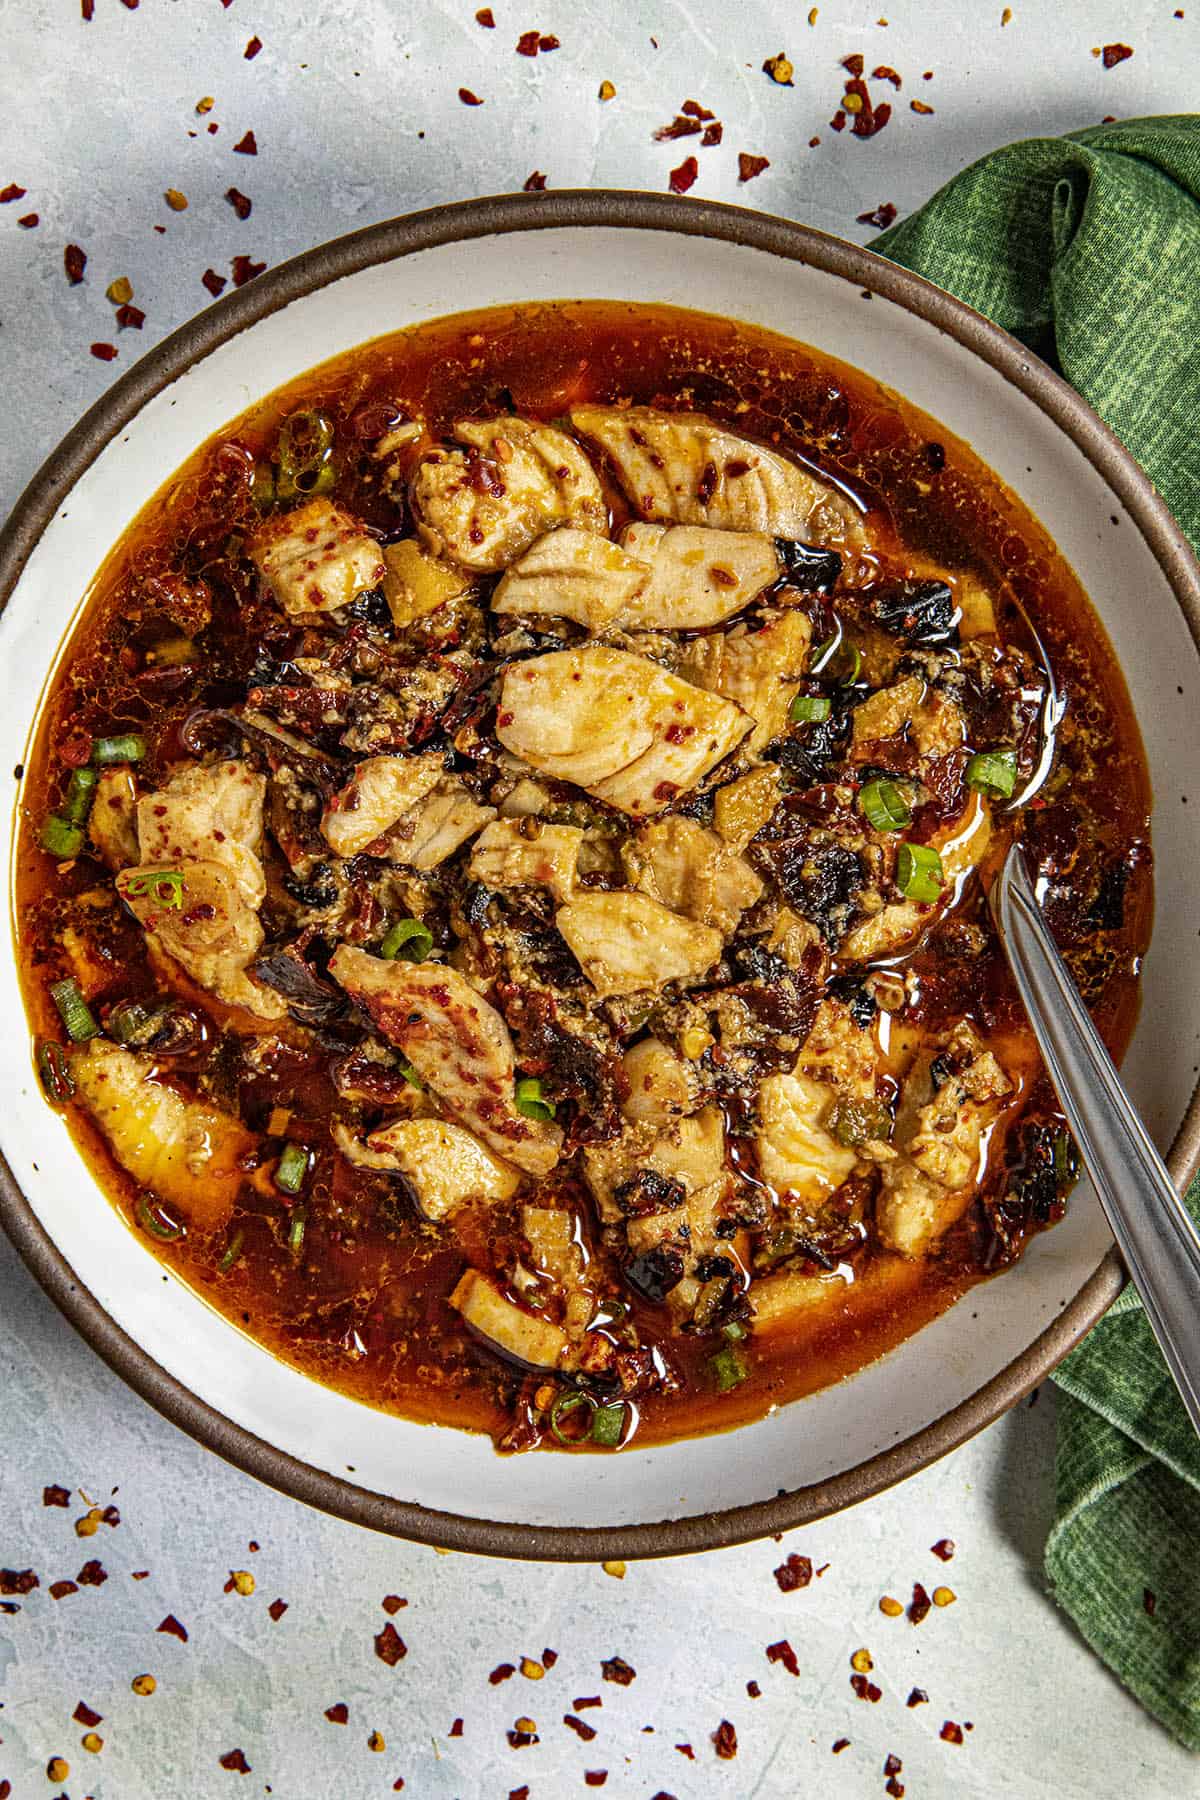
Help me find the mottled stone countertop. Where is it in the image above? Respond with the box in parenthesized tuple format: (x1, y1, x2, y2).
(1, 2, 1195, 1794)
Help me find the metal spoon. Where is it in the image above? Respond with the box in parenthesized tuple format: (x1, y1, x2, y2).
(989, 842, 1200, 1436)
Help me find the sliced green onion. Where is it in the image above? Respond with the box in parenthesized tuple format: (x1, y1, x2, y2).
(1052, 1130, 1078, 1186)
(63, 766, 98, 826)
(859, 778, 911, 833)
(276, 409, 336, 503)
(896, 841, 944, 904)
(218, 1228, 245, 1273)
(49, 977, 99, 1043)
(397, 1056, 423, 1090)
(965, 748, 1018, 799)
(92, 733, 146, 765)
(275, 1142, 310, 1195)
(40, 815, 84, 858)
(287, 1205, 307, 1259)
(709, 1344, 749, 1393)
(838, 643, 863, 686)
(810, 631, 839, 673)
(549, 1389, 592, 1446)
(251, 463, 276, 512)
(106, 998, 156, 1046)
(136, 1193, 184, 1242)
(515, 1076, 556, 1122)
(590, 1402, 626, 1448)
(36, 1039, 75, 1103)
(721, 1319, 749, 1342)
(790, 694, 832, 725)
(831, 1097, 895, 1148)
(380, 918, 433, 962)
(123, 867, 185, 910)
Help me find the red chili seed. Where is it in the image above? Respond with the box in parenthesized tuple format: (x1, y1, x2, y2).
(18, 212, 39, 228)
(375, 1622, 407, 1666)
(325, 1702, 349, 1724)
(244, 35, 262, 58)
(202, 268, 227, 297)
(219, 1748, 251, 1772)
(232, 130, 258, 154)
(44, 1485, 71, 1507)
(668, 155, 699, 194)
(157, 1613, 188, 1640)
(713, 1720, 738, 1760)
(738, 153, 769, 181)
(1102, 42, 1133, 67)
(773, 1552, 813, 1592)
(0, 183, 26, 202)
(225, 187, 252, 219)
(459, 88, 484, 105)
(116, 303, 145, 329)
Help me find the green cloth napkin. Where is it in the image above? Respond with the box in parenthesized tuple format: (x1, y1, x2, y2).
(874, 116, 1200, 1750)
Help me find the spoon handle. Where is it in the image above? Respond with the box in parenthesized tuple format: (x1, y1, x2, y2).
(989, 843, 1200, 1437)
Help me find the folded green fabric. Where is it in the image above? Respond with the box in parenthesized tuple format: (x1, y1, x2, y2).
(875, 116, 1200, 1751)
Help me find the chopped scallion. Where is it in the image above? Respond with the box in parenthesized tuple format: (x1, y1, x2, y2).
(49, 977, 99, 1043)
(123, 867, 185, 910)
(92, 733, 146, 765)
(218, 1228, 245, 1273)
(590, 1402, 626, 1448)
(709, 1344, 749, 1392)
(276, 409, 336, 503)
(63, 765, 98, 826)
(548, 1389, 591, 1446)
(721, 1319, 749, 1342)
(275, 1142, 310, 1195)
(965, 748, 1018, 799)
(810, 631, 839, 673)
(839, 643, 863, 686)
(515, 1076, 556, 1122)
(397, 1056, 423, 1090)
(789, 694, 832, 724)
(136, 1193, 184, 1242)
(859, 778, 911, 833)
(106, 999, 156, 1046)
(380, 917, 433, 962)
(36, 1039, 75, 1104)
(40, 815, 84, 858)
(896, 841, 944, 903)
(287, 1206, 307, 1259)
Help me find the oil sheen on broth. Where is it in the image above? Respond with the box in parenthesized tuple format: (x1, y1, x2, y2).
(14, 302, 1152, 1453)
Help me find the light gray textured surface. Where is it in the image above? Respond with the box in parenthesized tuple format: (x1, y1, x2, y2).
(1, 2, 1196, 1794)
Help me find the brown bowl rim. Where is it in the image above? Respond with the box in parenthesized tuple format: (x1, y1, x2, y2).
(3, 189, 1199, 1562)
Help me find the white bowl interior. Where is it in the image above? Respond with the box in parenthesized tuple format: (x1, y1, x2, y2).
(4, 226, 1198, 1532)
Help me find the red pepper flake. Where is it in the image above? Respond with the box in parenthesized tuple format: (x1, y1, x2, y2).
(830, 110, 846, 130)
(232, 130, 258, 154)
(476, 6, 496, 22)
(76, 1558, 107, 1585)
(746, 1680, 761, 1698)
(574, 1696, 602, 1709)
(0, 1569, 39, 1594)
(712, 1720, 738, 1760)
(82, 0, 94, 16)
(675, 1744, 695, 1759)
(543, 1648, 558, 1667)
(601, 1655, 636, 1685)
(490, 1663, 517, 1684)
(765, 1639, 799, 1676)
(116, 303, 145, 329)
(931, 1538, 955, 1561)
(516, 29, 540, 54)
(523, 171, 547, 191)
(773, 1552, 813, 1591)
(539, 33, 559, 50)
(382, 1594, 407, 1614)
(73, 1701, 103, 1727)
(1102, 43, 1133, 68)
(907, 1687, 929, 1707)
(201, 268, 227, 297)
(701, 121, 722, 145)
(0, 1781, 10, 1798)
(132, 1569, 150, 1580)
(841, 52, 865, 74)
(844, 75, 891, 137)
(0, 1601, 20, 1615)
(738, 153, 770, 182)
(668, 154, 699, 194)
(762, 51, 794, 84)
(18, 212, 39, 228)
(50, 1579, 78, 1599)
(940, 1720, 964, 1745)
(655, 114, 702, 141)
(584, 1776, 608, 1789)
(0, 183, 26, 202)
(231, 254, 266, 286)
(120, 0, 139, 8)
(908, 1581, 932, 1624)
(325, 1702, 349, 1725)
(219, 1749, 251, 1773)
(1143, 1587, 1157, 1616)
(565, 1714, 598, 1741)
(375, 1622, 407, 1666)
(873, 64, 901, 85)
(507, 1723, 538, 1748)
(832, 1738, 851, 1753)
(459, 88, 484, 105)
(856, 202, 896, 229)
(157, 1613, 189, 1641)
(225, 186, 252, 219)
(809, 134, 821, 146)
(268, 1597, 288, 1621)
(508, 1790, 528, 1800)
(449, 1718, 463, 1737)
(850, 1674, 882, 1702)
(244, 35, 262, 58)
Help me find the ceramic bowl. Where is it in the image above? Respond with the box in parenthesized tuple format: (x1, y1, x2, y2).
(3, 193, 1199, 1559)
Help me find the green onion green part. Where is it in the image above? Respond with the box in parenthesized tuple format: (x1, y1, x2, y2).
(36, 1039, 75, 1103)
(136, 1193, 184, 1242)
(106, 999, 154, 1046)
(839, 643, 863, 686)
(287, 1206, 307, 1259)
(49, 977, 99, 1043)
(380, 918, 433, 963)
(710, 1344, 749, 1393)
(896, 841, 944, 904)
(590, 1402, 626, 1448)
(63, 766, 98, 827)
(810, 632, 839, 673)
(965, 748, 1018, 799)
(275, 1142, 310, 1195)
(123, 867, 186, 910)
(218, 1228, 245, 1273)
(92, 733, 147, 765)
(515, 1076, 556, 1122)
(548, 1389, 592, 1446)
(40, 815, 84, 858)
(789, 694, 832, 725)
(721, 1319, 749, 1342)
(859, 778, 911, 833)
(397, 1056, 423, 1090)
(276, 409, 336, 503)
